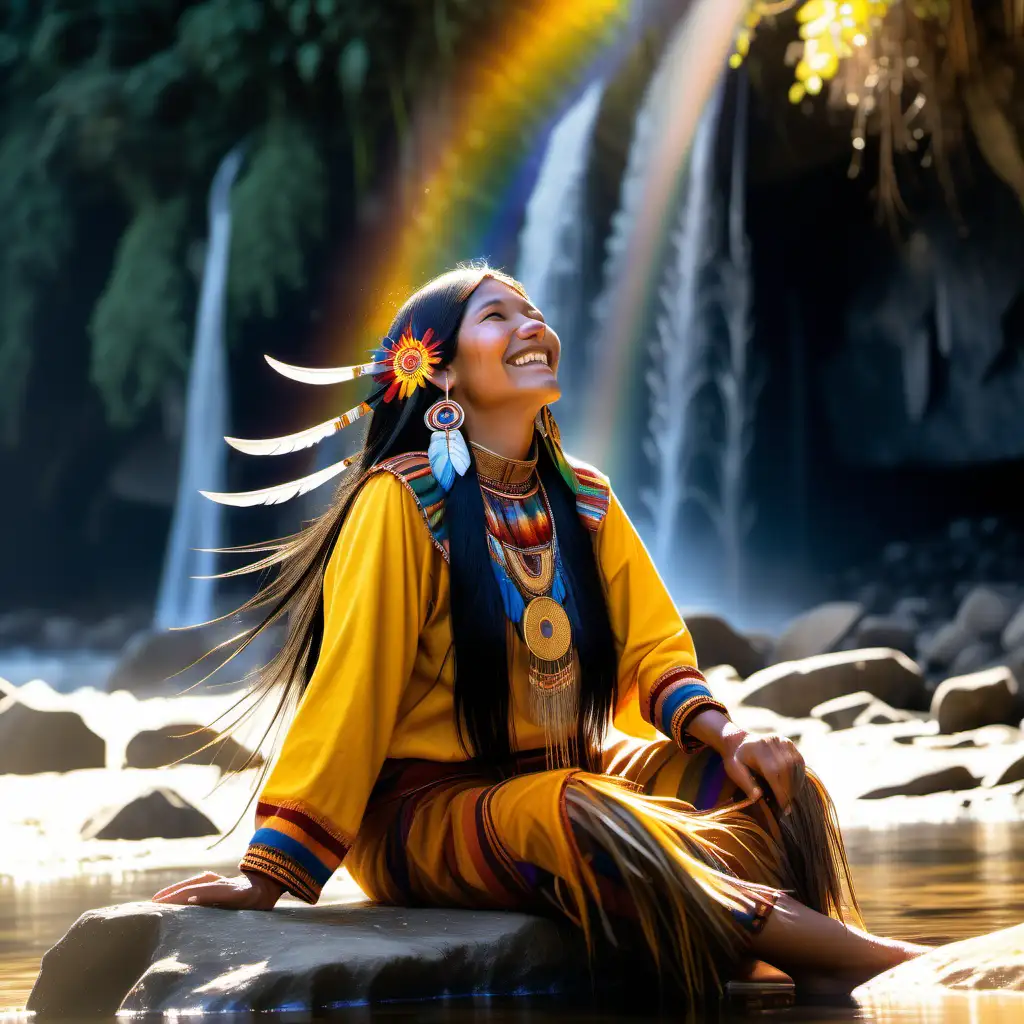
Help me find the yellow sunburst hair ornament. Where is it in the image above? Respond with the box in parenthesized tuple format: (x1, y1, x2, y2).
(374, 326, 443, 403)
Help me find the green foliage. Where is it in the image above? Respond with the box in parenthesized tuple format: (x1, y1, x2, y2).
(229, 122, 328, 320)
(0, 124, 71, 443)
(0, 0, 521, 435)
(89, 199, 190, 426)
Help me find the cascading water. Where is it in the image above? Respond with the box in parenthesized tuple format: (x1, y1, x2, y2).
(515, 79, 605, 424)
(154, 145, 245, 629)
(640, 77, 725, 571)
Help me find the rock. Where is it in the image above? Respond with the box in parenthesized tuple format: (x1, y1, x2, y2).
(955, 585, 1018, 640)
(948, 640, 1003, 677)
(856, 923, 1024, 995)
(40, 616, 82, 650)
(810, 691, 875, 731)
(931, 667, 1019, 734)
(740, 649, 923, 719)
(27, 902, 596, 1016)
(107, 623, 278, 697)
(852, 699, 915, 728)
(860, 765, 979, 799)
(851, 615, 917, 657)
(80, 614, 143, 652)
(774, 603, 863, 664)
(915, 725, 1022, 750)
(891, 596, 933, 626)
(745, 632, 775, 661)
(1002, 603, 1024, 652)
(0, 609, 45, 646)
(124, 724, 263, 773)
(854, 583, 893, 615)
(920, 620, 972, 671)
(80, 788, 219, 841)
(684, 614, 765, 679)
(0, 699, 105, 774)
(982, 751, 1024, 788)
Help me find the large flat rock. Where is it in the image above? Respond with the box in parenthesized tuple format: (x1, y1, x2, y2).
(27, 901, 591, 1016)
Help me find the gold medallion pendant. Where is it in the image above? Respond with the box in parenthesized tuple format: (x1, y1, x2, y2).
(522, 596, 578, 766)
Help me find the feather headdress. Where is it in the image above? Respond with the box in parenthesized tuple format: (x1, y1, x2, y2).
(203, 327, 440, 508)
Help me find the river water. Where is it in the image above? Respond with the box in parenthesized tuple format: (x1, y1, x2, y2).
(2, 821, 1023, 1022)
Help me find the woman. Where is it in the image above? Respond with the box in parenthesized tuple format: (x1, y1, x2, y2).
(153, 265, 924, 1001)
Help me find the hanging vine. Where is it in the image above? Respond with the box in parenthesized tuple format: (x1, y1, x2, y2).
(735, 0, 1024, 221)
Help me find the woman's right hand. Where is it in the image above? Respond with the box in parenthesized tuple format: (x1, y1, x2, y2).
(151, 870, 284, 910)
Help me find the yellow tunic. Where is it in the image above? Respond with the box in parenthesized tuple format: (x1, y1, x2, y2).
(238, 463, 727, 887)
(238, 457, 858, 995)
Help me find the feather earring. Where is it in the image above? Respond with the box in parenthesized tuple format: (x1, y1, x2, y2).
(424, 376, 470, 492)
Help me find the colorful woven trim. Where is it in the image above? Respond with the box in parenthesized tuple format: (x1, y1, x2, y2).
(373, 443, 609, 558)
(566, 459, 611, 533)
(239, 800, 352, 904)
(537, 406, 611, 532)
(371, 452, 448, 558)
(644, 666, 727, 752)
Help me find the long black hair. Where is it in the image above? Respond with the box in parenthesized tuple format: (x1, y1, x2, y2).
(207, 263, 618, 793)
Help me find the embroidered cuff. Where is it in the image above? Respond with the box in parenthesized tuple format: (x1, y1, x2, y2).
(239, 800, 351, 905)
(645, 666, 728, 751)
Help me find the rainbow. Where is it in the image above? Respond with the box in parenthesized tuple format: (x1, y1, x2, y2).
(304, 0, 749, 482)
(326, 1, 631, 351)
(579, 0, 753, 471)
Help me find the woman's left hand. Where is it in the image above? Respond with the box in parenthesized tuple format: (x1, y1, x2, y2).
(717, 722, 806, 814)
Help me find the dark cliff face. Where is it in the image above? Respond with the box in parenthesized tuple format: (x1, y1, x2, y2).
(743, 82, 1024, 596)
(822, 182, 1024, 468)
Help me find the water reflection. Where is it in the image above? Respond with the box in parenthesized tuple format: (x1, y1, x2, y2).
(2, 824, 1024, 1021)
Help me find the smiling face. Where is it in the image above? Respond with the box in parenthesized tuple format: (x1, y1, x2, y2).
(444, 278, 561, 418)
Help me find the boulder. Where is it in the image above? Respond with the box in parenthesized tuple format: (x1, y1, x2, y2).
(955, 585, 1018, 640)
(80, 788, 219, 841)
(40, 616, 82, 650)
(80, 613, 144, 652)
(860, 765, 979, 799)
(890, 596, 933, 626)
(27, 902, 595, 1017)
(810, 691, 875, 731)
(851, 616, 917, 658)
(1002, 603, 1024, 652)
(920, 620, 972, 671)
(948, 640, 1002, 678)
(773, 602, 863, 664)
(0, 609, 45, 646)
(683, 614, 765, 679)
(107, 623, 280, 697)
(124, 724, 263, 774)
(931, 667, 1019, 734)
(856, 923, 1024, 996)
(0, 699, 105, 774)
(852, 699, 916, 728)
(982, 751, 1024, 788)
(914, 724, 1022, 750)
(740, 649, 924, 719)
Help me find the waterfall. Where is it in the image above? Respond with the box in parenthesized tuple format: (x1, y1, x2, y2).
(640, 76, 725, 571)
(154, 145, 245, 630)
(515, 79, 604, 422)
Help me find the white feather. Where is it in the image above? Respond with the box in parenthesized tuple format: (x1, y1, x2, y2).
(200, 454, 357, 507)
(447, 428, 471, 477)
(224, 415, 344, 456)
(265, 354, 378, 386)
(427, 428, 471, 492)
